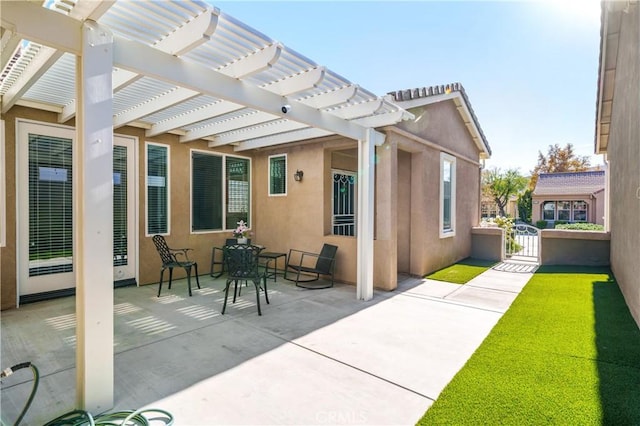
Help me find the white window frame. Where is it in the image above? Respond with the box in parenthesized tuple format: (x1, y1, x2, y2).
(268, 153, 287, 196)
(145, 142, 170, 237)
(0, 119, 5, 247)
(439, 152, 456, 238)
(189, 149, 252, 234)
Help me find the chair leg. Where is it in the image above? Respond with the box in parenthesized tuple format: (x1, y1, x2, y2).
(253, 279, 262, 316)
(194, 263, 201, 289)
(157, 268, 165, 297)
(263, 275, 269, 304)
(233, 280, 239, 303)
(168, 268, 174, 289)
(222, 280, 231, 314)
(185, 266, 192, 297)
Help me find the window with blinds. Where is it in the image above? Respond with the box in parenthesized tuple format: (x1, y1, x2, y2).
(332, 171, 356, 236)
(192, 152, 223, 231)
(190, 151, 250, 232)
(113, 145, 128, 266)
(269, 154, 287, 195)
(28, 133, 73, 276)
(146, 143, 169, 235)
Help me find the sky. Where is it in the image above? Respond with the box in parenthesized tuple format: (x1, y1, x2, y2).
(214, 0, 603, 175)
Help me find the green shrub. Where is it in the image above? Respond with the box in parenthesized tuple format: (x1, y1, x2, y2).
(555, 223, 604, 231)
(535, 220, 548, 229)
(494, 216, 523, 254)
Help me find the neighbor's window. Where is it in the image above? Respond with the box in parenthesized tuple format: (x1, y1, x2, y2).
(572, 201, 588, 222)
(440, 153, 456, 238)
(269, 154, 287, 196)
(557, 201, 571, 221)
(191, 150, 250, 232)
(332, 170, 357, 236)
(543, 201, 555, 221)
(0, 120, 5, 247)
(146, 143, 169, 235)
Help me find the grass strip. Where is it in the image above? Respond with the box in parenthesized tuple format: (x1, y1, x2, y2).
(425, 258, 496, 284)
(418, 266, 640, 425)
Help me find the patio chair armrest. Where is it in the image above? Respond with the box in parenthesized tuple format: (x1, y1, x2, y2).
(171, 247, 193, 260)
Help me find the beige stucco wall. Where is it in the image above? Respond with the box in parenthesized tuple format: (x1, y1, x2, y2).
(606, 4, 640, 327)
(540, 230, 610, 266)
(471, 227, 504, 261)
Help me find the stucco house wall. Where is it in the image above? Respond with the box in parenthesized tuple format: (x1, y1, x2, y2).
(598, 2, 640, 327)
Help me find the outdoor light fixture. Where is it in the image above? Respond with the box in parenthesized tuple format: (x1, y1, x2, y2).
(294, 170, 304, 182)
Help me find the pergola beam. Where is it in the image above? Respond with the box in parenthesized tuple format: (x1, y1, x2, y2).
(217, 42, 282, 79)
(186, 110, 276, 143)
(113, 87, 200, 129)
(263, 66, 325, 96)
(147, 99, 243, 137)
(112, 36, 370, 141)
(210, 119, 308, 146)
(233, 127, 332, 151)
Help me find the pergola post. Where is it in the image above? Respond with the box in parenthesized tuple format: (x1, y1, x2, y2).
(75, 21, 114, 413)
(357, 128, 385, 300)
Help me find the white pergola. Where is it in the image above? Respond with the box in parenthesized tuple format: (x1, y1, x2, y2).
(1, 0, 412, 412)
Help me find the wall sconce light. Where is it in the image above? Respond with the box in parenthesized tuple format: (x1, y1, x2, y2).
(294, 170, 304, 182)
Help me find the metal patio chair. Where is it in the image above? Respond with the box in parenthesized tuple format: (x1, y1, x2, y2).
(284, 243, 338, 289)
(152, 235, 200, 297)
(222, 244, 268, 315)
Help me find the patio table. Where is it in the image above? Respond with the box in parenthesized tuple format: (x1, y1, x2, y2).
(259, 252, 287, 282)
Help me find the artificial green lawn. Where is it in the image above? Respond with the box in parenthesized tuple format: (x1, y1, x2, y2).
(418, 266, 640, 425)
(425, 258, 496, 284)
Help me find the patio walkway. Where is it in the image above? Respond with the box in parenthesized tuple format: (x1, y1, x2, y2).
(1, 266, 533, 425)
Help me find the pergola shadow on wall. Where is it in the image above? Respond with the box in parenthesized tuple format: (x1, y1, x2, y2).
(0, 0, 413, 412)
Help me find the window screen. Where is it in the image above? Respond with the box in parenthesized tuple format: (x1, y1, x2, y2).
(226, 156, 250, 228)
(192, 152, 223, 231)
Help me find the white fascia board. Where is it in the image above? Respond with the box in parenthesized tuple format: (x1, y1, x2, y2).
(113, 87, 201, 129)
(263, 66, 325, 96)
(233, 127, 333, 151)
(217, 42, 282, 79)
(209, 119, 308, 146)
(146, 100, 243, 137)
(299, 84, 358, 109)
(395, 92, 458, 110)
(113, 36, 369, 141)
(181, 110, 277, 142)
(1, 46, 63, 113)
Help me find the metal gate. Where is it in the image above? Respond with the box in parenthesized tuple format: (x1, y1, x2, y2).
(506, 223, 540, 262)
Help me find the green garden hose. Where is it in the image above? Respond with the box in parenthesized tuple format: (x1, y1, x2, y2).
(1, 362, 173, 426)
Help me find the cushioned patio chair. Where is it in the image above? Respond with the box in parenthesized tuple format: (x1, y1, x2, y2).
(284, 244, 338, 289)
(222, 244, 268, 315)
(152, 235, 200, 297)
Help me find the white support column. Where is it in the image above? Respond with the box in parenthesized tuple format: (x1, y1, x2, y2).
(75, 21, 114, 413)
(356, 128, 383, 301)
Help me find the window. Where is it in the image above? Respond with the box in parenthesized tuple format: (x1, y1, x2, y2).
(557, 201, 571, 221)
(440, 153, 456, 237)
(191, 150, 250, 232)
(0, 120, 5, 247)
(146, 143, 169, 235)
(543, 201, 555, 221)
(572, 201, 587, 222)
(269, 154, 287, 196)
(332, 170, 357, 236)
(481, 201, 498, 219)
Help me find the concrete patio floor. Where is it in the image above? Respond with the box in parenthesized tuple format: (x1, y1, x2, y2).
(1, 265, 533, 425)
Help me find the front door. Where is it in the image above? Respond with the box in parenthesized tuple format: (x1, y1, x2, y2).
(17, 121, 137, 301)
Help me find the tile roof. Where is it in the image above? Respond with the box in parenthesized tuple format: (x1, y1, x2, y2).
(387, 82, 491, 157)
(533, 170, 605, 196)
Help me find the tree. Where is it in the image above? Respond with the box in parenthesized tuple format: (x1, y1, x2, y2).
(529, 143, 591, 189)
(517, 189, 533, 223)
(482, 168, 528, 217)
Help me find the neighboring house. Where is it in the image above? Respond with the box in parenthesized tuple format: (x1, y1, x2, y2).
(0, 2, 491, 313)
(532, 171, 605, 226)
(595, 1, 640, 327)
(481, 195, 519, 220)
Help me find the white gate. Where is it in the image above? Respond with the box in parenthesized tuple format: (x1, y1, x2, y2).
(506, 223, 540, 262)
